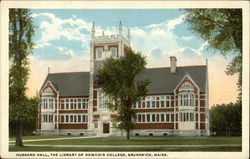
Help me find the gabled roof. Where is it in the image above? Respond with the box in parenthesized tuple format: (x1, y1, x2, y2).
(137, 65, 207, 93)
(41, 72, 90, 97)
(40, 65, 207, 97)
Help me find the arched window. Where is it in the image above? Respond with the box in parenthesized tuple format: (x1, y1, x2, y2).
(179, 82, 195, 106)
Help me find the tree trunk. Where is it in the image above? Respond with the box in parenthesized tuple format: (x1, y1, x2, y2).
(126, 128, 130, 140)
(15, 119, 23, 146)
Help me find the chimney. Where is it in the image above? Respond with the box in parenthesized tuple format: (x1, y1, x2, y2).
(170, 56, 177, 73)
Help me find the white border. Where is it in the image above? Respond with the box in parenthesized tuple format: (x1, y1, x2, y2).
(0, 1, 249, 159)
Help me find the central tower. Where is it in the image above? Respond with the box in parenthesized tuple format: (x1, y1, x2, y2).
(88, 22, 131, 136)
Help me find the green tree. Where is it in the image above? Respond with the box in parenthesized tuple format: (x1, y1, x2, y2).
(9, 9, 35, 146)
(95, 49, 151, 140)
(210, 102, 241, 136)
(184, 9, 242, 100)
(9, 96, 39, 136)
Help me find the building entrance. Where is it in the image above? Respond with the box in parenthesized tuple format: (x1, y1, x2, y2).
(103, 123, 110, 133)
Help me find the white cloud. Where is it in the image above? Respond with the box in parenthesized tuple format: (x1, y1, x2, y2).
(53, 46, 76, 57)
(166, 14, 186, 32)
(32, 12, 92, 49)
(179, 41, 209, 56)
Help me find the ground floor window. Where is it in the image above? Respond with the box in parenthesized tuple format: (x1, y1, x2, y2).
(180, 112, 194, 122)
(42, 114, 53, 123)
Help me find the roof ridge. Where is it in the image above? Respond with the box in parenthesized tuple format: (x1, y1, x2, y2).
(49, 71, 90, 75)
(146, 65, 206, 69)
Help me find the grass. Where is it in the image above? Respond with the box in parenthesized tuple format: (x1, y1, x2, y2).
(9, 136, 242, 151)
(9, 146, 241, 152)
(21, 136, 241, 146)
(9, 135, 78, 141)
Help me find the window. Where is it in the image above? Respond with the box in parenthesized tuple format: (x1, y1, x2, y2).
(42, 87, 54, 96)
(99, 89, 112, 109)
(96, 47, 103, 59)
(78, 99, 82, 109)
(43, 115, 48, 122)
(48, 98, 53, 109)
(78, 115, 81, 122)
(166, 96, 170, 107)
(137, 114, 141, 122)
(80, 133, 84, 136)
(179, 82, 195, 106)
(70, 99, 74, 109)
(70, 115, 73, 122)
(77, 98, 88, 109)
(151, 96, 156, 108)
(180, 113, 194, 122)
(65, 99, 69, 109)
(160, 96, 165, 107)
(166, 114, 170, 122)
(136, 101, 141, 108)
(94, 122, 98, 128)
(161, 114, 165, 122)
(66, 115, 69, 123)
(49, 115, 53, 122)
(82, 115, 88, 122)
(110, 47, 117, 57)
(41, 98, 55, 109)
(147, 114, 150, 122)
(152, 114, 155, 122)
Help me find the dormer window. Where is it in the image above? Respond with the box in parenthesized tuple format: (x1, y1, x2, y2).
(179, 82, 195, 106)
(110, 47, 117, 58)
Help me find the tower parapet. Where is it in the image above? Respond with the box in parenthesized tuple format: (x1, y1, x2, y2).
(90, 21, 131, 61)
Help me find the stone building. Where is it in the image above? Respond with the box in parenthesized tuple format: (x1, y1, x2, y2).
(37, 22, 210, 137)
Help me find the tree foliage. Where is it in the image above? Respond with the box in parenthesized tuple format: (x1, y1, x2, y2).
(95, 49, 151, 140)
(9, 96, 39, 136)
(210, 102, 241, 136)
(184, 9, 242, 100)
(9, 9, 36, 146)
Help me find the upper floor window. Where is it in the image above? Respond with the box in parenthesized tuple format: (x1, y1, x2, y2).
(98, 89, 108, 109)
(42, 87, 54, 96)
(110, 47, 117, 58)
(179, 82, 195, 106)
(96, 47, 103, 59)
(62, 98, 88, 110)
(41, 98, 55, 109)
(179, 82, 194, 92)
(134, 95, 171, 109)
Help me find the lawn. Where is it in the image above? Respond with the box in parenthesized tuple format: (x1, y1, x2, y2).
(9, 135, 78, 141)
(9, 146, 241, 152)
(19, 136, 241, 146)
(9, 136, 241, 151)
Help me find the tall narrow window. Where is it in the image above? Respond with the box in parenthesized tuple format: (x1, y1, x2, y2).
(138, 114, 141, 122)
(110, 47, 117, 57)
(96, 47, 103, 59)
(152, 114, 156, 122)
(147, 114, 151, 122)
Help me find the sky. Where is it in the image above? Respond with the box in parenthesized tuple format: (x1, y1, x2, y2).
(27, 9, 238, 107)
